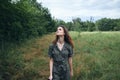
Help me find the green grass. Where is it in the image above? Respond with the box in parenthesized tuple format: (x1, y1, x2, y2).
(70, 31, 120, 80)
(5, 31, 120, 80)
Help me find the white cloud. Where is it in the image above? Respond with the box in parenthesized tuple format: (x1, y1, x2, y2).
(37, 0, 120, 22)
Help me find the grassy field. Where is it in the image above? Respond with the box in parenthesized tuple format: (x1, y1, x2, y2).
(17, 31, 120, 80)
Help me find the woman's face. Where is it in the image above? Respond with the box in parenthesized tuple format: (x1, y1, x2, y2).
(56, 27, 65, 36)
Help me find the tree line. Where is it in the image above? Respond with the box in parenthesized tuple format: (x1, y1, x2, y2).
(54, 17, 120, 32)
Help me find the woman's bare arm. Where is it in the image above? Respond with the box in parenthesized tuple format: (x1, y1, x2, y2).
(68, 57, 73, 77)
(49, 58, 53, 79)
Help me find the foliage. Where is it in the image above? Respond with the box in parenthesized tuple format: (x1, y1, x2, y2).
(0, 0, 55, 43)
(0, 0, 54, 80)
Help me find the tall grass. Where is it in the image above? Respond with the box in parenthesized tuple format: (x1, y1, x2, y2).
(2, 32, 119, 80)
(70, 31, 120, 80)
(0, 41, 24, 80)
(21, 31, 120, 80)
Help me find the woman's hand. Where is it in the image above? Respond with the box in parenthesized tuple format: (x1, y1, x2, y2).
(48, 75, 53, 80)
(70, 71, 73, 77)
(49, 58, 53, 80)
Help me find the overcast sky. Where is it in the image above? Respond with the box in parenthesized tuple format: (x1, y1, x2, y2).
(37, 0, 120, 22)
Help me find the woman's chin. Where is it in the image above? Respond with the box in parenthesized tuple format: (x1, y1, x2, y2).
(56, 35, 64, 36)
(56, 33, 62, 36)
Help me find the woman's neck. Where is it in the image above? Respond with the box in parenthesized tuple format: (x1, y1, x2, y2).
(58, 36, 64, 44)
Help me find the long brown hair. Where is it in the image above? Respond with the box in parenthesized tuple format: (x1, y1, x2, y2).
(52, 25, 74, 48)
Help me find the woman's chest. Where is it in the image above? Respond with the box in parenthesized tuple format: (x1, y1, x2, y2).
(52, 47, 69, 58)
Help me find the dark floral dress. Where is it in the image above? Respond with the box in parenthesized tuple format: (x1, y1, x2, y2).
(48, 42, 73, 80)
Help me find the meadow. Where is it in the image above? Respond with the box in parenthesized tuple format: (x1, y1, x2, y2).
(7, 31, 120, 80)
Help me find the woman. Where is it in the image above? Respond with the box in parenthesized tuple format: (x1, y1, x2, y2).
(48, 25, 74, 80)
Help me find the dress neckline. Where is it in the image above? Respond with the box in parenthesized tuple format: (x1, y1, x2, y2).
(56, 42, 65, 51)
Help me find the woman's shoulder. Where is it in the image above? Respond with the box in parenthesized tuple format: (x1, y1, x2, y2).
(49, 43, 55, 48)
(65, 42, 72, 49)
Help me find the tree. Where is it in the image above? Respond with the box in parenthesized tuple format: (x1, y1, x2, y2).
(66, 22, 74, 31)
(96, 18, 115, 31)
(72, 18, 82, 31)
(85, 21, 95, 31)
(113, 19, 120, 31)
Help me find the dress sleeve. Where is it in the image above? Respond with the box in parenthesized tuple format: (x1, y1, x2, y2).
(68, 45, 73, 57)
(48, 44, 53, 58)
